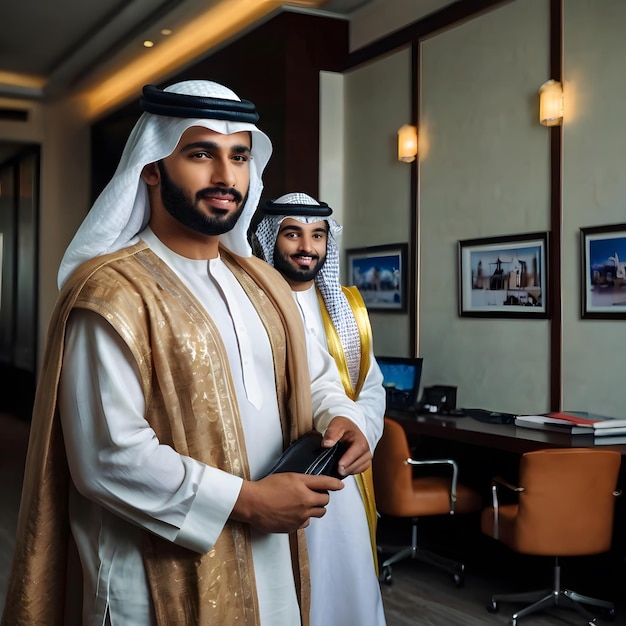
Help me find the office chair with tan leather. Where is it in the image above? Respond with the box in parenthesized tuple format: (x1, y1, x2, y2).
(481, 447, 622, 626)
(373, 417, 482, 586)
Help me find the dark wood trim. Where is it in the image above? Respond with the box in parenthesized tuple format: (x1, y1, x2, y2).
(390, 412, 626, 456)
(90, 12, 348, 203)
(410, 43, 419, 357)
(349, 0, 512, 358)
(353, 0, 565, 395)
(10, 163, 19, 355)
(345, 0, 513, 71)
(549, 0, 563, 411)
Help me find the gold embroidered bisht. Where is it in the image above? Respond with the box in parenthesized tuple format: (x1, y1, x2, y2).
(316, 284, 379, 569)
(1, 242, 314, 626)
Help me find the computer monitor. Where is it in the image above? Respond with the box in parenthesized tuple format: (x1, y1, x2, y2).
(376, 356, 423, 411)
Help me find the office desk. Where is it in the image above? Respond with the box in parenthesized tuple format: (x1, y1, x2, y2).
(386, 409, 626, 456)
(383, 410, 626, 601)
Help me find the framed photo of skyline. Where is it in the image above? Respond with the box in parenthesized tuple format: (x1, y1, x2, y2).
(581, 223, 626, 319)
(458, 232, 549, 318)
(346, 243, 408, 312)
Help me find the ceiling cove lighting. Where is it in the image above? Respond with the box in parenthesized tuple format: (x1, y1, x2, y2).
(81, 0, 331, 119)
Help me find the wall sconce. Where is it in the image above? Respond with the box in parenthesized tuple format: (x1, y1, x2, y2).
(539, 79, 563, 127)
(397, 124, 418, 162)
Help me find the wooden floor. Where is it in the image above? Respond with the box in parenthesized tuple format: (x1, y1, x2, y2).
(380, 555, 623, 625)
(0, 412, 29, 617)
(378, 511, 626, 626)
(1, 411, 624, 624)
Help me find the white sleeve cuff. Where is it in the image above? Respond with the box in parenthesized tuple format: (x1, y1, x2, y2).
(175, 467, 244, 553)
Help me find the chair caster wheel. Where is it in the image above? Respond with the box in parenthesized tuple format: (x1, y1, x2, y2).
(486, 600, 499, 613)
(607, 608, 615, 621)
(453, 563, 465, 587)
(379, 565, 393, 585)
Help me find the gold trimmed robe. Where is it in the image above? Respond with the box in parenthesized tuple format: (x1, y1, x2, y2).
(2, 242, 314, 626)
(317, 285, 380, 568)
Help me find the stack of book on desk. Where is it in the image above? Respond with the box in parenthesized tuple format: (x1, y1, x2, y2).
(514, 411, 626, 444)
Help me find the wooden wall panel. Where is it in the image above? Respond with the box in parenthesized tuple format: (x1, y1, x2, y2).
(91, 12, 349, 204)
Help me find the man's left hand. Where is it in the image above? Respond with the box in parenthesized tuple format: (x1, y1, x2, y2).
(322, 416, 371, 476)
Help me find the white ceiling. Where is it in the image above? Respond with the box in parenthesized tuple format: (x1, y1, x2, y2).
(0, 0, 374, 163)
(0, 0, 373, 102)
(0, 0, 450, 164)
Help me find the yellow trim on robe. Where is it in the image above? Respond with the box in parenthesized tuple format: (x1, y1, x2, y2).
(316, 286, 379, 573)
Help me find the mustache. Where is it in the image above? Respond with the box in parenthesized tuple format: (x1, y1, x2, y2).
(196, 187, 244, 205)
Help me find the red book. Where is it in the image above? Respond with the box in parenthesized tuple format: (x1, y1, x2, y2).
(545, 412, 602, 425)
(545, 411, 626, 430)
(515, 411, 626, 434)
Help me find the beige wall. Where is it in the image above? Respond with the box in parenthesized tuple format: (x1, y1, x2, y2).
(349, 0, 457, 51)
(3, 0, 626, 418)
(340, 48, 413, 357)
(319, 71, 345, 225)
(340, 0, 552, 412)
(419, 0, 551, 413)
(39, 98, 91, 352)
(0, 95, 91, 369)
(339, 0, 626, 417)
(561, 0, 626, 415)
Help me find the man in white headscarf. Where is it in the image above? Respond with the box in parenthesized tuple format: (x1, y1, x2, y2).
(255, 193, 386, 626)
(2, 82, 373, 626)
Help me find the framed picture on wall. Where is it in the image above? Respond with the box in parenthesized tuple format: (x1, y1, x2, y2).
(580, 223, 626, 319)
(346, 243, 408, 312)
(458, 232, 549, 318)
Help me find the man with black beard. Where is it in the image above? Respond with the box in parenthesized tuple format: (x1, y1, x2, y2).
(2, 82, 373, 626)
(156, 159, 246, 234)
(254, 192, 386, 626)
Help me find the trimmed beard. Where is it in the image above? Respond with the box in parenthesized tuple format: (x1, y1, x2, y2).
(157, 161, 246, 236)
(272, 246, 327, 284)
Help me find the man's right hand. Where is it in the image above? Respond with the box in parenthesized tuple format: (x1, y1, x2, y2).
(231, 473, 344, 533)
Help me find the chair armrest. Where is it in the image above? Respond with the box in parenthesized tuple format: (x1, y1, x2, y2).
(489, 476, 524, 540)
(407, 457, 459, 514)
(492, 475, 523, 493)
